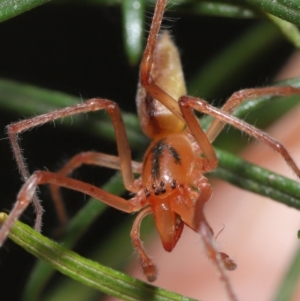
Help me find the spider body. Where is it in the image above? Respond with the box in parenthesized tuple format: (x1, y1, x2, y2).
(143, 133, 198, 251)
(1, 0, 300, 300)
(138, 31, 208, 252)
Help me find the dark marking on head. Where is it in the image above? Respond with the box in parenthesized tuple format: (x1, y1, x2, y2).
(171, 179, 176, 189)
(150, 139, 181, 180)
(168, 145, 181, 164)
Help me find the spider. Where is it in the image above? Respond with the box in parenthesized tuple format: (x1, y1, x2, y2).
(1, 0, 300, 300)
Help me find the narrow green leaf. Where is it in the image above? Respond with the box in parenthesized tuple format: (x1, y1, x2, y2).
(273, 245, 300, 301)
(213, 149, 300, 210)
(40, 214, 154, 301)
(0, 78, 147, 149)
(184, 2, 257, 19)
(0, 212, 199, 301)
(267, 13, 300, 49)
(244, 0, 300, 25)
(23, 173, 124, 301)
(121, 0, 145, 65)
(0, 0, 50, 23)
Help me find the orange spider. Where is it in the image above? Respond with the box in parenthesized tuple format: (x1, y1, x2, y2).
(1, 1, 300, 300)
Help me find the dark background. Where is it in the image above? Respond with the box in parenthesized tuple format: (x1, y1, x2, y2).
(0, 2, 294, 300)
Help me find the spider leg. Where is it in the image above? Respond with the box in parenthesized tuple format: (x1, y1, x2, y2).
(200, 221, 238, 301)
(7, 98, 138, 231)
(206, 86, 300, 143)
(139, 0, 218, 172)
(0, 170, 147, 247)
(49, 152, 142, 228)
(179, 95, 300, 179)
(172, 173, 237, 268)
(139, 0, 184, 123)
(130, 206, 157, 282)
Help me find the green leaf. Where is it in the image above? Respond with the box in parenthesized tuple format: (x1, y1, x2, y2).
(273, 245, 300, 301)
(0, 213, 198, 301)
(180, 1, 257, 19)
(213, 149, 300, 210)
(121, 0, 145, 65)
(244, 0, 300, 25)
(23, 173, 124, 301)
(0, 78, 148, 150)
(266, 13, 300, 49)
(0, 0, 50, 23)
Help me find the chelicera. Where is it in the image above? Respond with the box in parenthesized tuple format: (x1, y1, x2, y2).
(1, 0, 300, 300)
